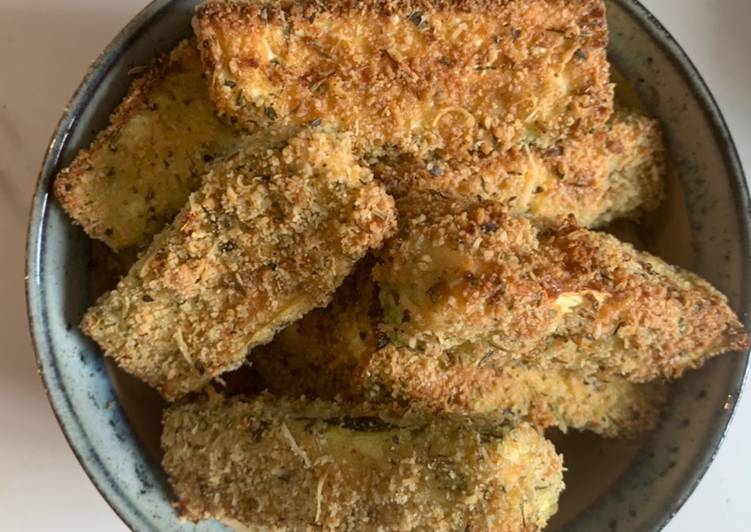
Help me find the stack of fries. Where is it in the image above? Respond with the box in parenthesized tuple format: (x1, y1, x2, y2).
(55, 1, 748, 529)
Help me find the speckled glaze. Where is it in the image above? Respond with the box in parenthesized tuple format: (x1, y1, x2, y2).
(26, 1, 750, 531)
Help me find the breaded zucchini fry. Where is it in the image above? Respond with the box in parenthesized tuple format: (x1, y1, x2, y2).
(375, 110, 665, 227)
(162, 395, 564, 530)
(374, 196, 749, 382)
(54, 40, 239, 250)
(362, 342, 668, 438)
(193, 0, 613, 156)
(82, 129, 396, 400)
(250, 266, 665, 438)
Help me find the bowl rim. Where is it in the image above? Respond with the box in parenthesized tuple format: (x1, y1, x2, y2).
(25, 1, 187, 529)
(605, 1, 751, 530)
(24, 1, 751, 531)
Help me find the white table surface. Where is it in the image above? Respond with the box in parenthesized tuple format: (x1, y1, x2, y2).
(1, 1, 749, 530)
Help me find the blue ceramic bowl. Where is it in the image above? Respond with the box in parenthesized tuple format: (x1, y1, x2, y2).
(26, 1, 751, 530)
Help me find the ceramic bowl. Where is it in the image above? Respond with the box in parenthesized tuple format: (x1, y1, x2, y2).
(26, 1, 751, 530)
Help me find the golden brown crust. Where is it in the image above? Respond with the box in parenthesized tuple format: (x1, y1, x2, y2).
(374, 197, 750, 381)
(54, 40, 240, 250)
(362, 342, 668, 438)
(81, 129, 396, 400)
(250, 263, 665, 438)
(250, 258, 382, 400)
(374, 110, 665, 227)
(193, 0, 613, 157)
(162, 394, 564, 530)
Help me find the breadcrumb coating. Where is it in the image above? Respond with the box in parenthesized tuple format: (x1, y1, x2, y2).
(53, 5, 748, 529)
(54, 40, 239, 250)
(362, 342, 668, 439)
(250, 259, 382, 400)
(374, 110, 665, 227)
(82, 129, 396, 400)
(193, 0, 613, 156)
(162, 394, 564, 531)
(250, 264, 666, 438)
(374, 196, 750, 381)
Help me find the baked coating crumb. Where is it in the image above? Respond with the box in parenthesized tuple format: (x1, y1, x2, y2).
(250, 264, 666, 438)
(53, 6, 746, 529)
(193, 0, 613, 157)
(362, 342, 668, 439)
(250, 258, 382, 400)
(374, 109, 665, 227)
(162, 394, 564, 531)
(54, 40, 239, 250)
(82, 129, 396, 401)
(374, 196, 750, 381)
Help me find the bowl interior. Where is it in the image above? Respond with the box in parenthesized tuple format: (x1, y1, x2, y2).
(26, 1, 750, 531)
